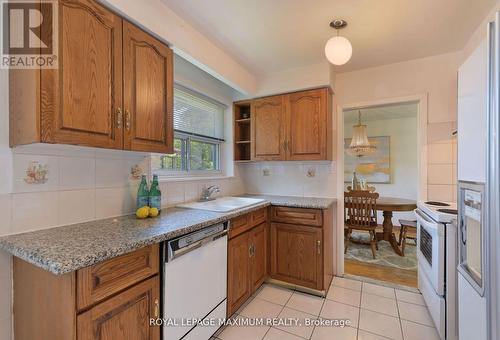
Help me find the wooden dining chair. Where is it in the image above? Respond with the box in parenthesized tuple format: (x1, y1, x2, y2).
(344, 190, 380, 258)
(398, 219, 417, 256)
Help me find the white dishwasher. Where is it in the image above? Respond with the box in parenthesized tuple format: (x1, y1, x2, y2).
(163, 222, 228, 340)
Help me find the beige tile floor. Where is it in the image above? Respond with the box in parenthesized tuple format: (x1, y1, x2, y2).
(214, 277, 440, 340)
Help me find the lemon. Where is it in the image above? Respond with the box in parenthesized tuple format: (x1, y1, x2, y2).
(149, 207, 159, 217)
(136, 206, 150, 219)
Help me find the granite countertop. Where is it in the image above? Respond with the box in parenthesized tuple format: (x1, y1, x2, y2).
(243, 194, 336, 209)
(0, 195, 336, 275)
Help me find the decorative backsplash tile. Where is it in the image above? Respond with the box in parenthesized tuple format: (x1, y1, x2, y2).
(23, 161, 49, 184)
(130, 164, 143, 180)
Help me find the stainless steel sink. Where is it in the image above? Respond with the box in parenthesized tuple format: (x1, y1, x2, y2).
(176, 196, 266, 212)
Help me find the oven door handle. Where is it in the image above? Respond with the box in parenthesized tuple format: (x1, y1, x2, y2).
(415, 209, 433, 223)
(460, 217, 467, 246)
(415, 209, 437, 227)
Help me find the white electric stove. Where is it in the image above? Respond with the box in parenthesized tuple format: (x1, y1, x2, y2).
(415, 201, 458, 340)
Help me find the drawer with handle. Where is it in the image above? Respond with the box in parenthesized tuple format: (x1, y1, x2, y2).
(252, 207, 268, 226)
(77, 244, 159, 310)
(228, 213, 252, 239)
(271, 206, 323, 227)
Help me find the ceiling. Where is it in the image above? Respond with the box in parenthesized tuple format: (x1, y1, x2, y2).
(162, 0, 495, 75)
(344, 102, 418, 124)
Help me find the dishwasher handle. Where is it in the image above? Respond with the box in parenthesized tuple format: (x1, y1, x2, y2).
(166, 222, 228, 262)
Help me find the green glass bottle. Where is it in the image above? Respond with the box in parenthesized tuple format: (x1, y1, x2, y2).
(149, 174, 161, 212)
(137, 175, 150, 209)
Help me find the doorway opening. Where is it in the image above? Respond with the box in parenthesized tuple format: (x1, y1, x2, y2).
(342, 101, 419, 287)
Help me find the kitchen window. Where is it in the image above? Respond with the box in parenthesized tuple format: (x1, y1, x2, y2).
(152, 84, 226, 177)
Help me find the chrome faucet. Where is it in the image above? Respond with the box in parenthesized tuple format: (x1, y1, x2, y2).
(199, 185, 220, 202)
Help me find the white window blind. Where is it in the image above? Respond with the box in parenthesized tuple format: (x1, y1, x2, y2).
(173, 85, 226, 141)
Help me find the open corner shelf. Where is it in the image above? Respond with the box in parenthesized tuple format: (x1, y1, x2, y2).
(234, 101, 252, 161)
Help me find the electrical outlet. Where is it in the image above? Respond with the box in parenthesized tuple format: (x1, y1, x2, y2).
(263, 168, 271, 176)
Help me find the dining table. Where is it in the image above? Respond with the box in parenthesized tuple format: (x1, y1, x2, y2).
(375, 197, 417, 256)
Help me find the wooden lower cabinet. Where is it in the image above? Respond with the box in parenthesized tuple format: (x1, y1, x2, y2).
(13, 246, 160, 340)
(227, 231, 252, 316)
(78, 276, 160, 340)
(270, 223, 323, 290)
(227, 212, 268, 317)
(269, 206, 333, 291)
(250, 223, 267, 291)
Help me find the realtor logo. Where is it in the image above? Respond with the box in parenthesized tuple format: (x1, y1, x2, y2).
(1, 0, 58, 68)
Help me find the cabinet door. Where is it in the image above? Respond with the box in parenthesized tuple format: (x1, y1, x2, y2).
(227, 231, 252, 317)
(285, 88, 331, 160)
(41, 0, 123, 149)
(78, 276, 160, 340)
(250, 223, 267, 291)
(270, 223, 323, 290)
(251, 96, 286, 160)
(123, 22, 174, 153)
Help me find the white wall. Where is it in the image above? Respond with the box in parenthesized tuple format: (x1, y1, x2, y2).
(334, 52, 461, 203)
(344, 116, 418, 222)
(239, 161, 336, 198)
(99, 0, 257, 95)
(344, 117, 418, 199)
(255, 62, 332, 97)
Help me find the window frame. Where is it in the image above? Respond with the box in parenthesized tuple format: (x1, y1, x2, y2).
(154, 134, 223, 178)
(152, 84, 226, 179)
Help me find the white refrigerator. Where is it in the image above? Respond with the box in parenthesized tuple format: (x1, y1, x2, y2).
(457, 13, 500, 340)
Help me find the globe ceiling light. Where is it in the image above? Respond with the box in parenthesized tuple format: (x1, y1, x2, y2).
(325, 19, 352, 65)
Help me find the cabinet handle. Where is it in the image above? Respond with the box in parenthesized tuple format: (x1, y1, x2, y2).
(125, 110, 131, 130)
(154, 298, 159, 318)
(317, 240, 321, 255)
(249, 244, 253, 258)
(251, 244, 255, 256)
(116, 107, 123, 128)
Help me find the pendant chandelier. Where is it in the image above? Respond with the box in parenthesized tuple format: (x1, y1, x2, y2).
(348, 111, 376, 157)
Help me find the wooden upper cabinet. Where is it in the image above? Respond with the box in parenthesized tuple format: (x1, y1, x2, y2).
(252, 96, 286, 160)
(10, 0, 174, 154)
(286, 88, 331, 160)
(78, 276, 160, 340)
(240, 87, 333, 162)
(123, 22, 174, 153)
(41, 0, 123, 149)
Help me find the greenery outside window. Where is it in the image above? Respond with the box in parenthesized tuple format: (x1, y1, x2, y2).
(152, 84, 225, 177)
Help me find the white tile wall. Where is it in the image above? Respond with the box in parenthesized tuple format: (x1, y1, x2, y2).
(0, 144, 248, 238)
(58, 190, 96, 225)
(95, 187, 136, 219)
(0, 194, 12, 236)
(0, 144, 155, 236)
(427, 139, 457, 202)
(58, 156, 96, 190)
(238, 161, 337, 198)
(13, 154, 59, 193)
(11, 192, 59, 233)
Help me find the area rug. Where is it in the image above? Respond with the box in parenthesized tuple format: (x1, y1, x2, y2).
(344, 231, 418, 272)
